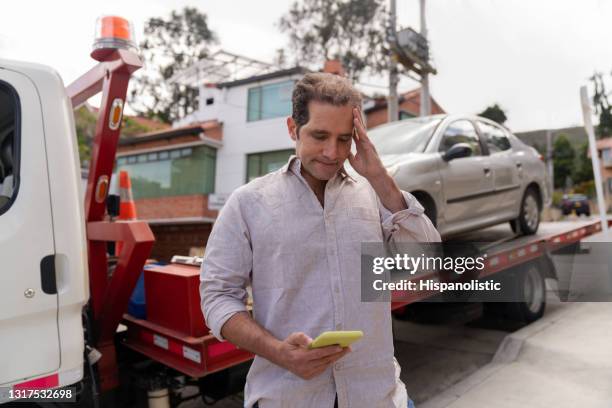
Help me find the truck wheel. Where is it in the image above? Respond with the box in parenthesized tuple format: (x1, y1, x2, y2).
(512, 189, 541, 235)
(504, 264, 546, 323)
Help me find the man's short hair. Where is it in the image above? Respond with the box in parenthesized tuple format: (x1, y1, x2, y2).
(292, 72, 362, 134)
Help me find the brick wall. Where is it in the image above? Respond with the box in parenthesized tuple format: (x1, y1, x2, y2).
(135, 194, 218, 220)
(149, 223, 213, 262)
(366, 94, 446, 129)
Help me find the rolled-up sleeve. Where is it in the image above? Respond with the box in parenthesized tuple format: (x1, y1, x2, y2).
(200, 190, 252, 340)
(378, 190, 441, 243)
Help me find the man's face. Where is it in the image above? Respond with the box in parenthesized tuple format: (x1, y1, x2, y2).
(287, 100, 354, 182)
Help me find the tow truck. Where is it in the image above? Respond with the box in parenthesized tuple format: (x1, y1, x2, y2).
(0, 14, 609, 408)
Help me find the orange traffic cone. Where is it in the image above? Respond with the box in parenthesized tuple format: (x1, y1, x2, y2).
(116, 170, 137, 255)
(119, 170, 137, 220)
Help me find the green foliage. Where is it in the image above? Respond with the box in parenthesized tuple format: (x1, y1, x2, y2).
(574, 180, 595, 198)
(573, 141, 594, 184)
(130, 7, 218, 123)
(590, 72, 612, 137)
(551, 190, 564, 207)
(73, 107, 158, 166)
(553, 134, 575, 189)
(74, 107, 97, 165)
(478, 103, 507, 125)
(278, 0, 388, 80)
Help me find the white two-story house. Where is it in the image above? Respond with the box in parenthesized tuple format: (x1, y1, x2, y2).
(174, 66, 309, 194)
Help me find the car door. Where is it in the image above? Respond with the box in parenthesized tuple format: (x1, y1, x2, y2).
(0, 68, 60, 385)
(437, 119, 494, 225)
(477, 120, 521, 216)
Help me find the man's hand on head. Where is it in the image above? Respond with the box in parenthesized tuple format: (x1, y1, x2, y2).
(348, 107, 407, 213)
(274, 332, 351, 380)
(348, 107, 387, 181)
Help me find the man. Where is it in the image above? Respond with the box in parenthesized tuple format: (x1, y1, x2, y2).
(200, 72, 440, 408)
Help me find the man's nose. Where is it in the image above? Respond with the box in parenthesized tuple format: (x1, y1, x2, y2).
(322, 139, 339, 161)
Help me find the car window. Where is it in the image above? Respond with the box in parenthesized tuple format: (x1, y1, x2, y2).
(439, 120, 481, 156)
(479, 121, 511, 153)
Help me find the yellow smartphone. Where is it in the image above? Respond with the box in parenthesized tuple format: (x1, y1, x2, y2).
(308, 330, 364, 349)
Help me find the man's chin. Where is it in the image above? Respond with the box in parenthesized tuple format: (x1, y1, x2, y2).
(304, 163, 339, 181)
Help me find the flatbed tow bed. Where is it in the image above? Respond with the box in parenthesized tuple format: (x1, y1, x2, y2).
(118, 219, 609, 386)
(391, 219, 610, 311)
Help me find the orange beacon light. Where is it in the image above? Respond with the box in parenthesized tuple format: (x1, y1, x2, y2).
(91, 15, 138, 61)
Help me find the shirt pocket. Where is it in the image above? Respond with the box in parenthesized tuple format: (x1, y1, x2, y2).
(346, 206, 383, 243)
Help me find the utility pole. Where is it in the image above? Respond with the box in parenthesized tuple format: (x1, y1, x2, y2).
(546, 129, 554, 193)
(388, 0, 399, 123)
(580, 86, 609, 237)
(419, 0, 430, 116)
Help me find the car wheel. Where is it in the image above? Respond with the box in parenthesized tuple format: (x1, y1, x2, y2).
(513, 188, 541, 235)
(412, 192, 437, 227)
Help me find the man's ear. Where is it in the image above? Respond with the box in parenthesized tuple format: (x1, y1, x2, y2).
(287, 117, 298, 141)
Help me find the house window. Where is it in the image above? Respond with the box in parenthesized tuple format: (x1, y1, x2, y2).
(246, 149, 294, 182)
(602, 148, 612, 167)
(247, 80, 293, 122)
(116, 145, 216, 199)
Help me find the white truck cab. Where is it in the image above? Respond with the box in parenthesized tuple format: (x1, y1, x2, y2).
(0, 58, 88, 394)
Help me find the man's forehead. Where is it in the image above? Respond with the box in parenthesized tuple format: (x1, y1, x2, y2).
(306, 101, 354, 130)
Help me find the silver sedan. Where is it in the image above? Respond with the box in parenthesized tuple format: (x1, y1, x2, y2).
(367, 114, 551, 237)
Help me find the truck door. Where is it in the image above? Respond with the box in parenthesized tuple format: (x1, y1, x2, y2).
(0, 67, 60, 385)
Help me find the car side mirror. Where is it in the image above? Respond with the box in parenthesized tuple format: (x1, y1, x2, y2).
(442, 143, 473, 161)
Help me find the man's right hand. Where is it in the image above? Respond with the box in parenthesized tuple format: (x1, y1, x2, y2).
(275, 332, 351, 380)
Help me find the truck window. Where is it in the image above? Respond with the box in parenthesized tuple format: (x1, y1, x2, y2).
(0, 81, 19, 214)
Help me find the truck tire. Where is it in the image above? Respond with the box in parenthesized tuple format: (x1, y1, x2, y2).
(504, 264, 546, 323)
(511, 188, 541, 235)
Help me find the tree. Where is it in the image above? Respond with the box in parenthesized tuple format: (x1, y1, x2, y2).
(73, 107, 160, 165)
(478, 103, 507, 125)
(573, 141, 594, 184)
(590, 72, 612, 138)
(552, 134, 575, 189)
(130, 7, 218, 123)
(278, 0, 389, 80)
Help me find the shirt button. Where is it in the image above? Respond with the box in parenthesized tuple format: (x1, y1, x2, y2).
(334, 362, 342, 370)
(334, 285, 340, 293)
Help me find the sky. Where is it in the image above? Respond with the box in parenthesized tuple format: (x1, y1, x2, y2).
(1, 0, 612, 132)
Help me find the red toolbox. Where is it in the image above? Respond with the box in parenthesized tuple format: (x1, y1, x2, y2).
(144, 263, 208, 337)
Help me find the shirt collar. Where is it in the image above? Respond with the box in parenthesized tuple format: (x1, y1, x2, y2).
(281, 155, 355, 183)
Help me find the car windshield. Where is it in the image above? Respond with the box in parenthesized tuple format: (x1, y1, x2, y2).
(368, 116, 443, 155)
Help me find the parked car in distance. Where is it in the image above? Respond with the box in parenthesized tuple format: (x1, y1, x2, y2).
(367, 114, 551, 237)
(560, 194, 591, 216)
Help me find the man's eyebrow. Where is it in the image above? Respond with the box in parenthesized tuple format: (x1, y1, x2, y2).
(310, 129, 330, 134)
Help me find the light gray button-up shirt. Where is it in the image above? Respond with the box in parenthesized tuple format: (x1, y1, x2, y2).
(200, 155, 440, 408)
